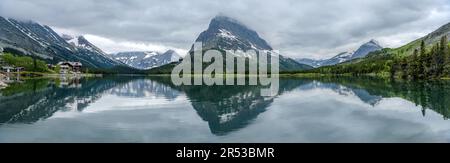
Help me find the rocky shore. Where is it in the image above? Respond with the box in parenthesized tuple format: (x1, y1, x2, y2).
(0, 73, 7, 89)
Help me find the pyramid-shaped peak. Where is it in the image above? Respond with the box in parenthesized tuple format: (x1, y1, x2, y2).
(367, 39, 381, 46)
(212, 15, 242, 23)
(209, 15, 249, 30)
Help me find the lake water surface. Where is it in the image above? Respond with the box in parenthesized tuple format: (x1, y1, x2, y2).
(1, 76, 450, 143)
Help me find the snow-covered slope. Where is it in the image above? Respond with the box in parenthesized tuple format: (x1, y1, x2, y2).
(62, 34, 122, 67)
(111, 50, 181, 70)
(192, 15, 273, 52)
(190, 15, 312, 71)
(0, 16, 122, 68)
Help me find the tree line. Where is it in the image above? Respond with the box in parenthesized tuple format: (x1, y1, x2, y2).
(391, 36, 450, 79)
(300, 49, 394, 76)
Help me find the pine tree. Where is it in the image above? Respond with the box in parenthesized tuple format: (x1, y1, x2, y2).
(391, 58, 400, 78)
(408, 49, 420, 79)
(431, 42, 445, 78)
(418, 40, 428, 78)
(441, 36, 450, 77)
(423, 51, 433, 77)
(420, 40, 426, 57)
(400, 58, 408, 79)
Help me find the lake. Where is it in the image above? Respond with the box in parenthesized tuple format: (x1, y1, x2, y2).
(1, 76, 450, 143)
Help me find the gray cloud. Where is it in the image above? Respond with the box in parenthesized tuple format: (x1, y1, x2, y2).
(0, 0, 449, 58)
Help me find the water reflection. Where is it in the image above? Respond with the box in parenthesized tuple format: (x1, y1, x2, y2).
(0, 77, 134, 124)
(0, 76, 450, 139)
(110, 79, 180, 99)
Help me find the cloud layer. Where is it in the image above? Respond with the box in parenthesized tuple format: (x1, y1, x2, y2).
(1, 0, 449, 58)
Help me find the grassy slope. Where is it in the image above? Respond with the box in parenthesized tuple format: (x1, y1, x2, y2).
(297, 31, 448, 76)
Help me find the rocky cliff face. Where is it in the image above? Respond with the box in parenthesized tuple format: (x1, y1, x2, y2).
(111, 50, 181, 70)
(0, 16, 122, 68)
(190, 15, 312, 71)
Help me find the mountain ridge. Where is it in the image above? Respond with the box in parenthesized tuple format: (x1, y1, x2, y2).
(296, 40, 383, 67)
(111, 50, 181, 70)
(0, 16, 123, 69)
(191, 15, 273, 52)
(303, 21, 450, 78)
(189, 15, 312, 71)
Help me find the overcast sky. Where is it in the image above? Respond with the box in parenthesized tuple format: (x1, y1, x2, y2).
(1, 0, 449, 59)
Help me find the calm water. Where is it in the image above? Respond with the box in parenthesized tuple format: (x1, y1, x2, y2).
(1, 76, 450, 143)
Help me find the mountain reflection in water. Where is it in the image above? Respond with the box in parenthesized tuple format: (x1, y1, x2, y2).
(0, 76, 450, 142)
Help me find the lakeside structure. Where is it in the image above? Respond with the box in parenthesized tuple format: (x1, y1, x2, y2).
(0, 48, 25, 74)
(0, 47, 7, 88)
(55, 62, 83, 74)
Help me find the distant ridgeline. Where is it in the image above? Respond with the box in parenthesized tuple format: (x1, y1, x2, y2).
(302, 22, 450, 80)
(0, 16, 142, 74)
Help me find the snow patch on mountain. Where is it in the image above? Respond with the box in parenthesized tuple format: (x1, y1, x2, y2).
(297, 40, 383, 67)
(218, 29, 238, 40)
(112, 50, 181, 70)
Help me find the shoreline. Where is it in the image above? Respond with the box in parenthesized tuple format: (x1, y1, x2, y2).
(0, 73, 7, 89)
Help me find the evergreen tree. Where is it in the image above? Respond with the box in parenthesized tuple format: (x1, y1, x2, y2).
(418, 41, 428, 78)
(391, 59, 400, 78)
(423, 51, 433, 77)
(441, 36, 450, 77)
(408, 49, 420, 79)
(400, 58, 408, 79)
(33, 56, 37, 71)
(432, 43, 445, 77)
(420, 40, 426, 57)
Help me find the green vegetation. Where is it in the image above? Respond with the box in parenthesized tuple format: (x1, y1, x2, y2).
(295, 36, 450, 80)
(309, 76, 450, 119)
(54, 65, 61, 74)
(147, 62, 178, 74)
(300, 49, 395, 77)
(391, 36, 449, 79)
(0, 78, 50, 96)
(1, 53, 51, 73)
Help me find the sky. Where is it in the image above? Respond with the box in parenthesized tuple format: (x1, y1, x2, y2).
(0, 0, 449, 59)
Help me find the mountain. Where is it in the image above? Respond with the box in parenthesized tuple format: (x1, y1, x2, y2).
(351, 39, 383, 59)
(422, 22, 450, 45)
(393, 22, 450, 57)
(295, 58, 324, 68)
(307, 21, 450, 77)
(0, 16, 122, 69)
(62, 35, 122, 67)
(296, 40, 383, 67)
(189, 15, 312, 71)
(111, 50, 181, 70)
(192, 15, 273, 52)
(320, 52, 354, 66)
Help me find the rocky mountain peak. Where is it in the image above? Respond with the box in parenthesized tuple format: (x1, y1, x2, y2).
(112, 50, 181, 70)
(368, 39, 381, 46)
(351, 39, 383, 59)
(192, 15, 273, 52)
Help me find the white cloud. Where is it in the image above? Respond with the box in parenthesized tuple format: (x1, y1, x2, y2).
(1, 0, 449, 59)
(83, 35, 188, 56)
(52, 27, 188, 55)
